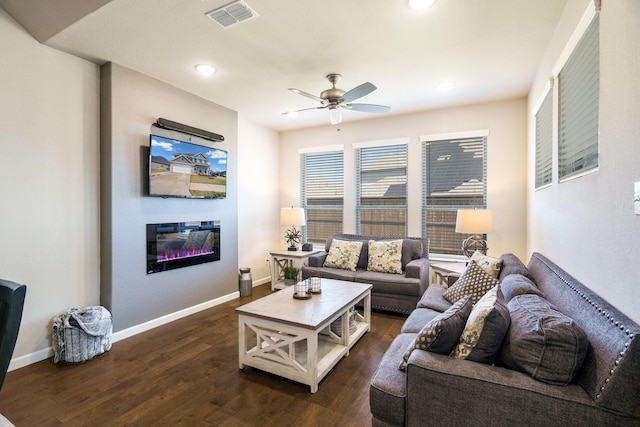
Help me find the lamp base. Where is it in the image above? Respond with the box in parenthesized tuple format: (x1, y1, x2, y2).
(461, 235, 487, 258)
(287, 246, 299, 251)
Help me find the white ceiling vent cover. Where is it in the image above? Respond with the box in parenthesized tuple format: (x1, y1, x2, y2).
(206, 1, 259, 28)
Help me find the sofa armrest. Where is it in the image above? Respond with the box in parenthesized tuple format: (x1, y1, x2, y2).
(405, 258, 428, 279)
(446, 273, 460, 287)
(307, 251, 328, 267)
(405, 257, 429, 295)
(405, 350, 594, 426)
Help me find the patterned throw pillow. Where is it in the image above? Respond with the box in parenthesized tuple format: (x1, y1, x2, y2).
(443, 261, 500, 305)
(323, 239, 363, 271)
(398, 295, 473, 370)
(451, 285, 510, 364)
(471, 251, 503, 278)
(367, 240, 403, 274)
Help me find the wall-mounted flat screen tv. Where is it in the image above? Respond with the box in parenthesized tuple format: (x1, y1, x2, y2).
(149, 134, 227, 199)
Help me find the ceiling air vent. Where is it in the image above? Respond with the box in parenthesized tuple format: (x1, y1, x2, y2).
(205, 1, 259, 28)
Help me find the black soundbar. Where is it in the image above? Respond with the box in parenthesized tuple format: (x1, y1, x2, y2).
(155, 118, 224, 142)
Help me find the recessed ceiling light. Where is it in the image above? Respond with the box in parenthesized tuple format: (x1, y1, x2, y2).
(408, 0, 437, 10)
(438, 81, 455, 91)
(195, 64, 216, 75)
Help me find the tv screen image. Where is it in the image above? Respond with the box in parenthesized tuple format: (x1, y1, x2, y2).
(149, 134, 227, 199)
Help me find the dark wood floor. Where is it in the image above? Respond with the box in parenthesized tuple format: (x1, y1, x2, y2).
(0, 284, 405, 426)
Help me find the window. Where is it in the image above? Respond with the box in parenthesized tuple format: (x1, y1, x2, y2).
(535, 88, 553, 188)
(558, 12, 599, 181)
(422, 134, 487, 256)
(355, 143, 407, 237)
(300, 149, 344, 246)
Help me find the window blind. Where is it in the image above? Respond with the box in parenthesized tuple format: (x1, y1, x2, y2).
(355, 144, 407, 237)
(535, 89, 553, 188)
(422, 136, 487, 256)
(301, 150, 344, 245)
(558, 14, 599, 180)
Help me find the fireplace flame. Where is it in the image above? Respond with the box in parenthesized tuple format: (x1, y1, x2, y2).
(157, 247, 215, 262)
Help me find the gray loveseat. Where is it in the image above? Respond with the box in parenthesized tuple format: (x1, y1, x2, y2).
(301, 234, 429, 314)
(370, 252, 640, 426)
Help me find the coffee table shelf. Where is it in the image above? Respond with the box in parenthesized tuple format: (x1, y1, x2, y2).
(237, 280, 372, 393)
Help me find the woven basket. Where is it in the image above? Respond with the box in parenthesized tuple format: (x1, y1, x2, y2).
(330, 310, 358, 336)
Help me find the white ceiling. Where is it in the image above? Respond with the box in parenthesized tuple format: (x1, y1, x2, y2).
(3, 0, 567, 131)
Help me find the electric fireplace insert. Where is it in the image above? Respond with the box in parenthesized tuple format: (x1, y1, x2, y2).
(147, 220, 220, 274)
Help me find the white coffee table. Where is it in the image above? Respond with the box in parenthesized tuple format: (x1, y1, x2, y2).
(237, 279, 372, 393)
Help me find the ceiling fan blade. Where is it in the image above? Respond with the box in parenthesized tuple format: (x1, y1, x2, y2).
(288, 88, 325, 103)
(282, 105, 327, 115)
(344, 103, 390, 113)
(341, 82, 377, 103)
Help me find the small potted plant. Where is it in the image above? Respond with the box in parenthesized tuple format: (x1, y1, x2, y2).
(282, 266, 299, 287)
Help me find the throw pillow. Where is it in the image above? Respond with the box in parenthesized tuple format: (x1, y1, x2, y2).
(497, 253, 532, 281)
(367, 240, 403, 274)
(398, 295, 473, 370)
(323, 239, 363, 271)
(451, 285, 510, 364)
(500, 274, 543, 302)
(443, 261, 500, 305)
(498, 294, 588, 386)
(471, 251, 503, 278)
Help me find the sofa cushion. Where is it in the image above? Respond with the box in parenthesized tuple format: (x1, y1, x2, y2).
(443, 261, 500, 305)
(451, 285, 510, 364)
(417, 284, 453, 312)
(471, 251, 503, 278)
(497, 253, 532, 281)
(401, 307, 443, 334)
(399, 295, 473, 370)
(354, 271, 422, 297)
(367, 240, 403, 274)
(301, 265, 359, 282)
(323, 239, 363, 271)
(498, 294, 589, 386)
(370, 333, 416, 426)
(501, 274, 542, 302)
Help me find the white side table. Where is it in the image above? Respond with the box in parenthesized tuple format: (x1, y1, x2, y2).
(269, 250, 321, 291)
(430, 261, 468, 287)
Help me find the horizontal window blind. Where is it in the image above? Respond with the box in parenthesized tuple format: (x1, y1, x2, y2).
(535, 89, 553, 188)
(558, 14, 599, 180)
(301, 151, 344, 245)
(422, 136, 487, 255)
(355, 144, 407, 237)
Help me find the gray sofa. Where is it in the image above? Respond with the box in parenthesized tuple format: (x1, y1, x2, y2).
(370, 252, 640, 426)
(301, 234, 429, 314)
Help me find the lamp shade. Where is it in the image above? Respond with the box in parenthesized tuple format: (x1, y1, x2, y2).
(280, 207, 306, 227)
(455, 209, 493, 234)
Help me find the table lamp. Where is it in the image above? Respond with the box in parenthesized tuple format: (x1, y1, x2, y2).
(280, 206, 306, 251)
(455, 208, 493, 257)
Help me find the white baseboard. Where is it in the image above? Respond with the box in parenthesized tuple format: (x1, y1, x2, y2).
(9, 290, 242, 371)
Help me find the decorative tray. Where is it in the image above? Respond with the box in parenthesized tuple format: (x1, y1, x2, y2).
(293, 292, 312, 300)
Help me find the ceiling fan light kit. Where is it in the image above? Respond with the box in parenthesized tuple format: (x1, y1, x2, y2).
(285, 73, 390, 125)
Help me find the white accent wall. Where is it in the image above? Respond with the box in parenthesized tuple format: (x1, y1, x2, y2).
(0, 8, 101, 366)
(237, 116, 281, 283)
(528, 0, 640, 324)
(279, 98, 529, 260)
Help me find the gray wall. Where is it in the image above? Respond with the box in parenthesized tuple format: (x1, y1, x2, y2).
(101, 63, 239, 331)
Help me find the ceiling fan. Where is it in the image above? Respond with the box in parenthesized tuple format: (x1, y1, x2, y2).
(284, 74, 391, 125)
